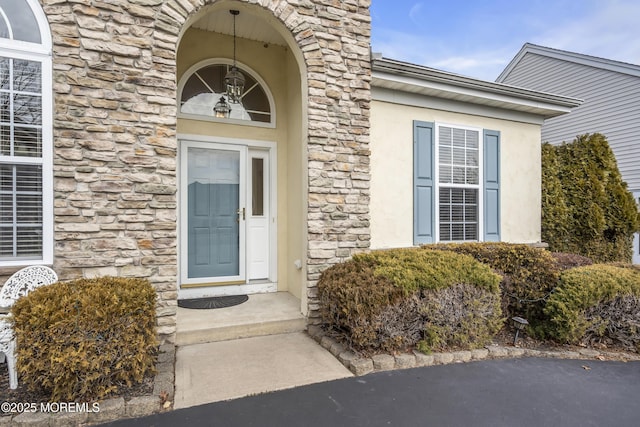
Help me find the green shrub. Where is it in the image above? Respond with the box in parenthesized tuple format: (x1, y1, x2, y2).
(544, 264, 640, 350)
(318, 257, 406, 351)
(13, 277, 157, 401)
(318, 248, 502, 354)
(420, 283, 504, 352)
(551, 252, 594, 271)
(541, 143, 571, 251)
(426, 242, 560, 336)
(582, 295, 640, 351)
(367, 294, 424, 353)
(357, 248, 500, 293)
(542, 135, 639, 262)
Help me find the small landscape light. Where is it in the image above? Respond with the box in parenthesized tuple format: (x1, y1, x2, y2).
(511, 316, 529, 346)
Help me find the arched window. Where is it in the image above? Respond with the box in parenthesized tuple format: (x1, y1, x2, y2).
(0, 0, 41, 43)
(179, 61, 274, 126)
(0, 0, 52, 266)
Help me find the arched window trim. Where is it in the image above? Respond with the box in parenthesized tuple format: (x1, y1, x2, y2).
(178, 58, 276, 129)
(0, 0, 52, 55)
(0, 8, 12, 40)
(0, 0, 53, 267)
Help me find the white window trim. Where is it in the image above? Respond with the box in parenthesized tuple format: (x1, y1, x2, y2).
(0, 0, 51, 52)
(434, 122, 484, 243)
(0, 0, 52, 267)
(177, 58, 276, 129)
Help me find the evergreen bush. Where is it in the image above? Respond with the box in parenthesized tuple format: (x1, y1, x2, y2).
(544, 264, 640, 351)
(426, 242, 559, 336)
(541, 143, 570, 251)
(318, 248, 502, 354)
(551, 252, 594, 271)
(12, 277, 157, 401)
(541, 134, 639, 262)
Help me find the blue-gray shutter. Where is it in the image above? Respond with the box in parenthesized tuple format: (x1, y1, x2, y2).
(414, 121, 435, 245)
(483, 129, 500, 241)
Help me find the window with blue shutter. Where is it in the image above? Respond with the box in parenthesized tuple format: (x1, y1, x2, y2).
(483, 129, 501, 241)
(413, 123, 501, 244)
(413, 121, 435, 245)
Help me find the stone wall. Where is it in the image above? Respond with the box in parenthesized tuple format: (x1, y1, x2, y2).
(42, 0, 179, 343)
(299, 1, 372, 323)
(41, 0, 371, 342)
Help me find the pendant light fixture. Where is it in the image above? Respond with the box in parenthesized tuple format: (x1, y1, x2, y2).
(213, 95, 231, 118)
(224, 9, 245, 104)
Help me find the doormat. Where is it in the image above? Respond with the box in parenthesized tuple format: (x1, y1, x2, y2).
(178, 295, 249, 310)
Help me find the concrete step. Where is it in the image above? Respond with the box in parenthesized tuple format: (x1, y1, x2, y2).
(176, 292, 306, 346)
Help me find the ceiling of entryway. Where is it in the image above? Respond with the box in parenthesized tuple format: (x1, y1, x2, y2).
(192, 8, 288, 47)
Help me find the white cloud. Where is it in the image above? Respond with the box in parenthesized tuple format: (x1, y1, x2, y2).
(372, 29, 517, 80)
(533, 1, 640, 65)
(408, 3, 424, 24)
(372, 0, 640, 81)
(432, 56, 507, 73)
(372, 29, 435, 64)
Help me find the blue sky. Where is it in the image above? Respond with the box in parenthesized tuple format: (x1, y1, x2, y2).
(371, 0, 640, 81)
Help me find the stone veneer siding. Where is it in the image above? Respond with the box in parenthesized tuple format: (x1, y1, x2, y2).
(39, 0, 371, 343)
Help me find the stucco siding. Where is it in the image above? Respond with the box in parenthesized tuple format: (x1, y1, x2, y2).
(499, 52, 640, 193)
(370, 100, 542, 249)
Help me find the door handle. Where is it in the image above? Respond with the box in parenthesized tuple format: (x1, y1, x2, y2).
(236, 207, 245, 222)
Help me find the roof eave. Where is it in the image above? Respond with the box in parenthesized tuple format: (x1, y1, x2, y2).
(372, 57, 582, 119)
(497, 43, 640, 81)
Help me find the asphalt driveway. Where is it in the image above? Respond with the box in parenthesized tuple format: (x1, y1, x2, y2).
(103, 357, 640, 427)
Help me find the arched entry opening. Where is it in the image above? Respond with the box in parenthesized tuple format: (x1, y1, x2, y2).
(175, 3, 308, 313)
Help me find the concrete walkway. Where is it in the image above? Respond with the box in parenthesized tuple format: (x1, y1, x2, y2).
(172, 293, 352, 408)
(174, 332, 353, 408)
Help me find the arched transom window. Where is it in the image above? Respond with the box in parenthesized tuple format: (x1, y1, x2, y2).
(179, 62, 273, 125)
(0, 0, 41, 43)
(0, 0, 52, 266)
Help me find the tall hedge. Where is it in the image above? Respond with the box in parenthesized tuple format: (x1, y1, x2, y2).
(541, 143, 570, 251)
(541, 134, 639, 262)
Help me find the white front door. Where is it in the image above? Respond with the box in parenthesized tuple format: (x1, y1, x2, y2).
(179, 140, 275, 296)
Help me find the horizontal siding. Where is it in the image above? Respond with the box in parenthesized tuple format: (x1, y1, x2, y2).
(502, 55, 605, 96)
(502, 53, 640, 192)
(542, 107, 640, 139)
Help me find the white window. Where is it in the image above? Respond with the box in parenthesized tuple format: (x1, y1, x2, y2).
(436, 124, 482, 242)
(0, 0, 52, 266)
(178, 60, 274, 127)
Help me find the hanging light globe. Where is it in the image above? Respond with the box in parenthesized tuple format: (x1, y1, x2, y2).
(224, 66, 245, 104)
(224, 10, 245, 104)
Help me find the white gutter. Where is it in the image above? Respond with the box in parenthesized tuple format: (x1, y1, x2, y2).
(372, 57, 582, 119)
